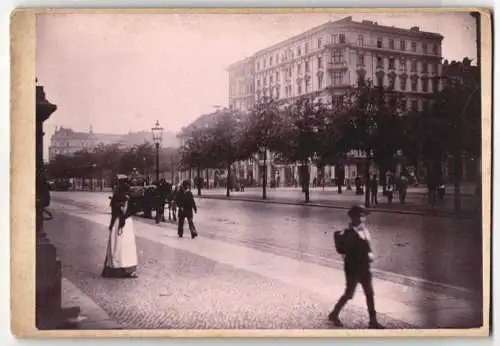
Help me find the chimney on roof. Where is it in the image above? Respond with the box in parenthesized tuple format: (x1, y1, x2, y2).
(410, 26, 420, 32)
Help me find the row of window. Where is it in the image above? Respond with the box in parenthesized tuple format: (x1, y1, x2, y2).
(253, 56, 438, 90)
(255, 33, 440, 72)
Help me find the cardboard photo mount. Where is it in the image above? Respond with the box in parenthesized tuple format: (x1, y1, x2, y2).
(10, 7, 493, 338)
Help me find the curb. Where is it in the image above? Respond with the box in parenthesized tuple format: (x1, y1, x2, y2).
(196, 195, 480, 219)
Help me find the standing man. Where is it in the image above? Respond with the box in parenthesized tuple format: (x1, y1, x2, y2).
(370, 174, 379, 205)
(398, 175, 409, 204)
(176, 180, 198, 239)
(330, 205, 384, 329)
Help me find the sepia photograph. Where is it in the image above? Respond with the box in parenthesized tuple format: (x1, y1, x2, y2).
(11, 8, 491, 337)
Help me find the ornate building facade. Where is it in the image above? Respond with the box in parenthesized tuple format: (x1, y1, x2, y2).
(227, 16, 444, 186)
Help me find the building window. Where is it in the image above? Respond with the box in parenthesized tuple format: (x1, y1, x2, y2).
(389, 39, 395, 49)
(357, 52, 364, 66)
(432, 63, 438, 74)
(433, 44, 439, 55)
(288, 68, 292, 78)
(332, 48, 343, 63)
(257, 61, 260, 70)
(298, 47, 302, 56)
(377, 37, 383, 48)
(376, 56, 383, 68)
(357, 73, 365, 85)
(400, 77, 407, 90)
(305, 78, 311, 92)
(377, 74, 384, 87)
(411, 41, 417, 52)
(422, 62, 428, 74)
(305, 43, 309, 54)
(333, 71, 343, 86)
(422, 43, 428, 54)
(411, 100, 419, 111)
(263, 59, 266, 68)
(339, 33, 346, 43)
(297, 82, 302, 94)
(422, 99, 429, 110)
(318, 56, 323, 68)
(411, 60, 417, 72)
(357, 34, 364, 46)
(400, 58, 407, 71)
(400, 40, 406, 51)
(305, 61, 310, 72)
(388, 75, 395, 89)
(297, 63, 302, 74)
(257, 79, 261, 88)
(318, 73, 323, 89)
(276, 88, 280, 99)
(276, 71, 280, 82)
(432, 78, 439, 92)
(422, 78, 429, 92)
(401, 99, 407, 111)
(270, 57, 273, 66)
(388, 58, 395, 69)
(411, 78, 418, 91)
(318, 37, 323, 48)
(270, 75, 273, 84)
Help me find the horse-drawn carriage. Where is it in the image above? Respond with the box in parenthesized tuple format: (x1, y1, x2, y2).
(117, 173, 177, 222)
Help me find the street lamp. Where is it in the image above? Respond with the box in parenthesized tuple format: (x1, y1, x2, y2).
(151, 120, 164, 184)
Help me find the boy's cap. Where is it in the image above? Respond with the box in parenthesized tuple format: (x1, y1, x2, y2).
(348, 204, 370, 217)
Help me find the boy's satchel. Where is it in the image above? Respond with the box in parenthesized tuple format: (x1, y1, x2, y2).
(334, 229, 348, 255)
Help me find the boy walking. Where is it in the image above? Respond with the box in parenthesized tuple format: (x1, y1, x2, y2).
(330, 205, 384, 329)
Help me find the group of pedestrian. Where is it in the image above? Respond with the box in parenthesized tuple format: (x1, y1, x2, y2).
(102, 176, 199, 279)
(367, 173, 409, 205)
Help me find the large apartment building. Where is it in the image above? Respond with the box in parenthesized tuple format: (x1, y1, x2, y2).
(226, 16, 444, 187)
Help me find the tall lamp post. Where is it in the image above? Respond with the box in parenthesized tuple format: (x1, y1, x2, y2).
(152, 120, 164, 184)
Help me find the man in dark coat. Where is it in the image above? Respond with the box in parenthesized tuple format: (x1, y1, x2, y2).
(329, 205, 384, 329)
(176, 180, 198, 239)
(370, 174, 379, 205)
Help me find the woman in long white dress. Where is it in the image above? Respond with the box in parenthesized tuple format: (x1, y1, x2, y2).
(102, 196, 138, 278)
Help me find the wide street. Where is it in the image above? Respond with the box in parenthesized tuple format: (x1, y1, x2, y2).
(46, 191, 484, 330)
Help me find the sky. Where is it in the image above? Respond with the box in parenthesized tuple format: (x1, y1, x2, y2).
(37, 11, 478, 143)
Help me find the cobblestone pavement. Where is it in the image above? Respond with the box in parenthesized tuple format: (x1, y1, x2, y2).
(199, 187, 480, 217)
(46, 200, 483, 330)
(51, 191, 484, 292)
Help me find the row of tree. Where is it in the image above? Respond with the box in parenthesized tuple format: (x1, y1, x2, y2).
(46, 142, 182, 187)
(179, 58, 481, 210)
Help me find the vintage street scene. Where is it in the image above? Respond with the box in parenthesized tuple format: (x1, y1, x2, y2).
(34, 12, 484, 331)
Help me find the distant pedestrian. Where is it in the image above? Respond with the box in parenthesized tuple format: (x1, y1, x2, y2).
(370, 175, 378, 205)
(330, 205, 384, 329)
(176, 180, 199, 239)
(437, 181, 446, 204)
(385, 178, 394, 205)
(398, 175, 408, 204)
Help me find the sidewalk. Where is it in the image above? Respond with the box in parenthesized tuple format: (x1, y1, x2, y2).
(197, 187, 480, 218)
(61, 278, 122, 329)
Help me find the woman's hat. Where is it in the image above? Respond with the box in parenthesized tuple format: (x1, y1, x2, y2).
(348, 204, 370, 217)
(117, 174, 128, 180)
